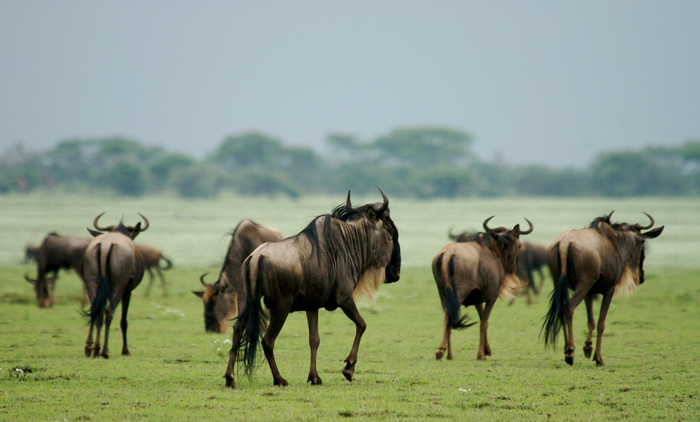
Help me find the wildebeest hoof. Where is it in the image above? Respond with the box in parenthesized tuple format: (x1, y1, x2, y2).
(477, 355, 487, 361)
(84, 347, 92, 358)
(565, 355, 574, 366)
(274, 378, 289, 386)
(583, 345, 593, 359)
(594, 357, 605, 367)
(122, 349, 131, 356)
(307, 374, 323, 385)
(342, 368, 354, 382)
(435, 349, 445, 360)
(224, 375, 235, 389)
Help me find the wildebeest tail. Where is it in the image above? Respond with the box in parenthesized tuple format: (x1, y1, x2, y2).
(541, 243, 572, 347)
(236, 255, 269, 377)
(87, 243, 114, 325)
(436, 253, 474, 330)
(159, 255, 173, 270)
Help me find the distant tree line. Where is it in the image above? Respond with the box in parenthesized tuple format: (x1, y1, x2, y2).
(1, 127, 698, 198)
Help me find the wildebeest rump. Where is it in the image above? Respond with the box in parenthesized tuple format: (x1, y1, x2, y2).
(541, 212, 664, 366)
(24, 233, 89, 308)
(135, 245, 173, 297)
(224, 187, 401, 388)
(448, 230, 549, 304)
(435, 217, 532, 360)
(192, 220, 283, 333)
(81, 213, 148, 359)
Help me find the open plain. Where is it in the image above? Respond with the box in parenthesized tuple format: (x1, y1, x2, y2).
(1, 193, 699, 421)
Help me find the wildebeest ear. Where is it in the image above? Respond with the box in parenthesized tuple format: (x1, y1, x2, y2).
(192, 291, 205, 298)
(511, 224, 521, 238)
(87, 228, 102, 237)
(366, 207, 377, 221)
(642, 226, 664, 239)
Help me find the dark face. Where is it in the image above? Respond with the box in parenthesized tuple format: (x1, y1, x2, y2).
(194, 285, 230, 333)
(383, 213, 401, 283)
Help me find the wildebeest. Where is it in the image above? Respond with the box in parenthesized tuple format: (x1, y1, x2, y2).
(541, 212, 663, 366)
(447, 230, 547, 304)
(224, 187, 401, 388)
(515, 242, 549, 304)
(81, 213, 148, 359)
(135, 245, 173, 297)
(24, 233, 89, 308)
(24, 244, 39, 263)
(192, 220, 283, 333)
(435, 217, 532, 361)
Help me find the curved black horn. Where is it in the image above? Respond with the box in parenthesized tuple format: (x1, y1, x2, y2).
(520, 218, 534, 235)
(483, 216, 495, 233)
(636, 212, 654, 230)
(24, 275, 38, 284)
(605, 210, 614, 224)
(346, 190, 352, 209)
(200, 273, 211, 288)
(93, 212, 110, 231)
(374, 185, 389, 215)
(137, 213, 149, 232)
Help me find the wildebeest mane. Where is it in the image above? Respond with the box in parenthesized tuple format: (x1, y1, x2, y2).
(295, 215, 334, 264)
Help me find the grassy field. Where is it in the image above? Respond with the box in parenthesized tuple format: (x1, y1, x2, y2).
(1, 193, 699, 421)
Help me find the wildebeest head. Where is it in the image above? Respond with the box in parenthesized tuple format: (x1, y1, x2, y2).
(333, 186, 401, 284)
(481, 215, 534, 275)
(599, 212, 664, 286)
(88, 212, 149, 240)
(193, 273, 230, 333)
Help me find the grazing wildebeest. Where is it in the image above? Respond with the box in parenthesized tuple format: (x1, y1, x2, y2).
(192, 220, 283, 333)
(135, 245, 173, 297)
(81, 213, 148, 359)
(224, 187, 401, 388)
(435, 217, 532, 361)
(515, 242, 549, 304)
(541, 212, 664, 366)
(24, 233, 89, 308)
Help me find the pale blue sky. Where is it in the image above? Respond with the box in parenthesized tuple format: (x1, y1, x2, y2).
(2, 1, 699, 167)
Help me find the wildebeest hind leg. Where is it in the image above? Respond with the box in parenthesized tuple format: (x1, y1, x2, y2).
(436, 314, 452, 360)
(120, 291, 132, 356)
(475, 302, 494, 360)
(92, 314, 103, 358)
(593, 289, 615, 366)
(85, 322, 95, 357)
(100, 307, 114, 359)
(583, 296, 595, 359)
(262, 308, 290, 386)
(564, 290, 587, 365)
(144, 267, 155, 297)
(306, 310, 323, 385)
(340, 302, 367, 382)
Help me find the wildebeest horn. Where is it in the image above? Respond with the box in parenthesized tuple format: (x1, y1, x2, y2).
(93, 212, 112, 231)
(483, 216, 495, 233)
(374, 185, 389, 215)
(346, 190, 352, 209)
(605, 210, 614, 224)
(137, 213, 149, 232)
(200, 273, 211, 288)
(448, 227, 459, 240)
(635, 212, 654, 230)
(520, 218, 534, 235)
(24, 275, 37, 285)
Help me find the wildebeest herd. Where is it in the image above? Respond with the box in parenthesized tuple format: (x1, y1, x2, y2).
(22, 186, 664, 388)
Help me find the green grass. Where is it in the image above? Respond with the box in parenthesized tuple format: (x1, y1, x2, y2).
(1, 193, 699, 420)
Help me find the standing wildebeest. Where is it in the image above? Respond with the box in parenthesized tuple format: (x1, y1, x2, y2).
(81, 213, 148, 359)
(24, 233, 89, 308)
(448, 230, 548, 304)
(436, 217, 532, 361)
(192, 220, 283, 333)
(542, 212, 663, 366)
(224, 187, 401, 388)
(135, 245, 173, 297)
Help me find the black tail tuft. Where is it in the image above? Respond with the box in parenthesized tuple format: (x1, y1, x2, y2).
(87, 244, 113, 326)
(235, 255, 269, 377)
(440, 254, 475, 331)
(541, 244, 573, 347)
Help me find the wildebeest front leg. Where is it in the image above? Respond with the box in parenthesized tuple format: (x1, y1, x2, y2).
(475, 302, 494, 360)
(306, 310, 323, 385)
(583, 295, 596, 359)
(262, 308, 290, 386)
(144, 267, 155, 297)
(593, 289, 615, 366)
(224, 324, 244, 388)
(120, 291, 132, 356)
(340, 302, 367, 381)
(436, 314, 453, 360)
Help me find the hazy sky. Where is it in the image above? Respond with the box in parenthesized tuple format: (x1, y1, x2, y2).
(2, 1, 699, 167)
